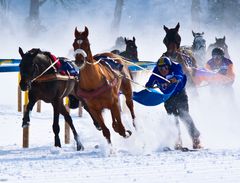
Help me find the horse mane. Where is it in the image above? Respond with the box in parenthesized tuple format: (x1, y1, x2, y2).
(25, 48, 54, 63)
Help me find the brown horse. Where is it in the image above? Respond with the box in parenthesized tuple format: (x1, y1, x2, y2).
(162, 23, 198, 89)
(207, 36, 230, 59)
(18, 47, 83, 151)
(72, 26, 136, 144)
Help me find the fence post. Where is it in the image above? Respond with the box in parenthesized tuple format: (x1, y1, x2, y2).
(78, 101, 83, 117)
(36, 100, 41, 112)
(64, 97, 70, 144)
(18, 73, 22, 112)
(22, 91, 29, 148)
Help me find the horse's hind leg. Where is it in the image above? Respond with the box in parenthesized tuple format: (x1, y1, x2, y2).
(22, 91, 37, 128)
(110, 103, 132, 138)
(59, 102, 84, 151)
(52, 102, 61, 148)
(89, 108, 111, 144)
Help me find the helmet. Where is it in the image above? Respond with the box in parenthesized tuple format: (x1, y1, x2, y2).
(212, 47, 224, 57)
(158, 56, 172, 67)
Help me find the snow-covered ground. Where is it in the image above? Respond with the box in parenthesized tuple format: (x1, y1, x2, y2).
(1, 70, 240, 183)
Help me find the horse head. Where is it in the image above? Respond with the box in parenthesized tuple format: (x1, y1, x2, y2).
(123, 37, 138, 60)
(215, 36, 228, 50)
(19, 47, 41, 91)
(163, 22, 181, 53)
(73, 26, 92, 67)
(192, 31, 206, 51)
(18, 47, 53, 91)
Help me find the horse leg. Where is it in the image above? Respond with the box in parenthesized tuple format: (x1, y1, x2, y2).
(121, 81, 136, 128)
(110, 103, 132, 138)
(89, 108, 111, 144)
(59, 102, 84, 151)
(80, 98, 101, 131)
(52, 102, 61, 148)
(22, 91, 37, 128)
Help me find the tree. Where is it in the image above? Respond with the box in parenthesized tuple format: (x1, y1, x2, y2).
(0, 0, 12, 33)
(28, 0, 47, 21)
(191, 0, 201, 30)
(26, 0, 47, 35)
(111, 0, 124, 34)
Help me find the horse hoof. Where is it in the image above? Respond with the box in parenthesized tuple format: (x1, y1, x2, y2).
(77, 144, 84, 151)
(125, 130, 132, 138)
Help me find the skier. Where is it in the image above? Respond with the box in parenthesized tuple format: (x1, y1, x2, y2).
(145, 56, 202, 149)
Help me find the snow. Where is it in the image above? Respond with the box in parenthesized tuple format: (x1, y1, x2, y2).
(1, 71, 240, 183)
(1, 1, 240, 182)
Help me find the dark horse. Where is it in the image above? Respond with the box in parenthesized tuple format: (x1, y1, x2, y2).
(18, 47, 83, 151)
(73, 26, 136, 144)
(207, 36, 230, 59)
(112, 37, 139, 61)
(162, 23, 197, 88)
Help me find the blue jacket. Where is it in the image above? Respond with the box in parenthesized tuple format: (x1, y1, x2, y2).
(145, 62, 187, 95)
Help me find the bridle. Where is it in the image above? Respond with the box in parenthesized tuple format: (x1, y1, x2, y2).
(73, 38, 102, 70)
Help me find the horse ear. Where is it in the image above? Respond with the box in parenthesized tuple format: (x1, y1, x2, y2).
(124, 37, 127, 44)
(192, 30, 195, 37)
(175, 22, 180, 32)
(202, 32, 204, 35)
(163, 25, 169, 32)
(133, 36, 136, 42)
(83, 26, 89, 38)
(74, 27, 81, 38)
(215, 37, 217, 41)
(223, 36, 226, 42)
(19, 47, 24, 58)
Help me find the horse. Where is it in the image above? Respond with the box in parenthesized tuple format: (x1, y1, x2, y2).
(112, 37, 139, 62)
(207, 36, 230, 59)
(72, 26, 136, 144)
(110, 36, 125, 53)
(181, 31, 206, 67)
(18, 47, 83, 151)
(162, 23, 198, 89)
(191, 31, 206, 67)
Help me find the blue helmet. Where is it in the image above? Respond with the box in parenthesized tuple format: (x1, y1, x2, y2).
(158, 56, 172, 67)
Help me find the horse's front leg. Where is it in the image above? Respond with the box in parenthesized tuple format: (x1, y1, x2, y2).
(59, 102, 84, 151)
(22, 92, 37, 128)
(52, 102, 61, 148)
(89, 108, 111, 144)
(110, 102, 132, 138)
